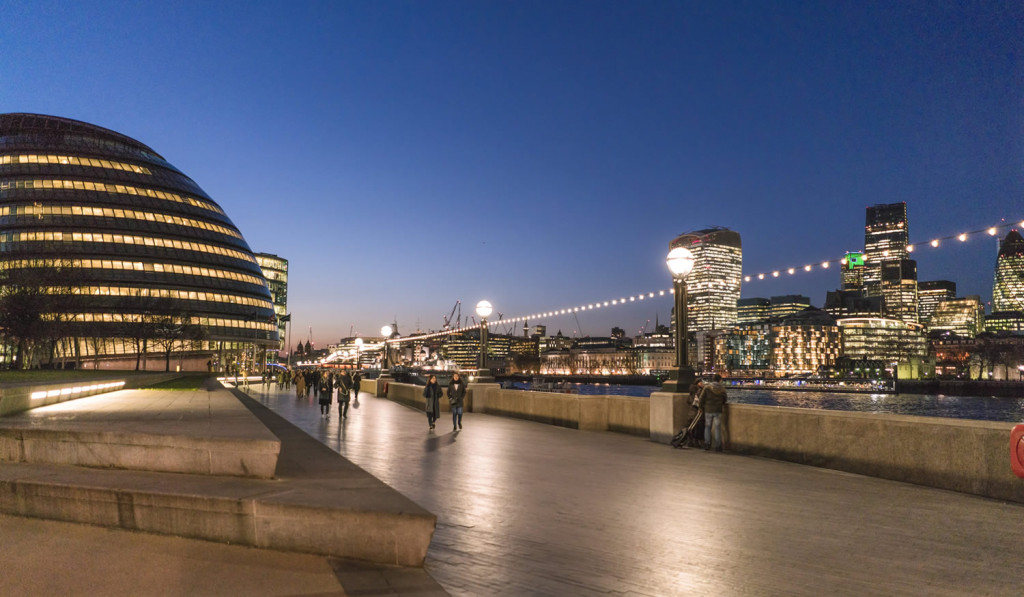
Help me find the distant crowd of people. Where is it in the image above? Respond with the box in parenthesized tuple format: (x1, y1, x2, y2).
(266, 367, 362, 420)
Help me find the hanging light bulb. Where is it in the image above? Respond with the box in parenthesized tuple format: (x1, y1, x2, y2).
(958, 233, 967, 242)
(931, 239, 939, 247)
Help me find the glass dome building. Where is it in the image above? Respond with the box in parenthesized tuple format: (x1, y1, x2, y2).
(0, 113, 277, 369)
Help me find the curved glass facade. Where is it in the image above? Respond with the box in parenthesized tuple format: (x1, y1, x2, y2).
(0, 113, 277, 364)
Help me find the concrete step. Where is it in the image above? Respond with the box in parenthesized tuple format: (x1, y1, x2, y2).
(0, 453, 435, 566)
(0, 385, 436, 567)
(0, 388, 280, 479)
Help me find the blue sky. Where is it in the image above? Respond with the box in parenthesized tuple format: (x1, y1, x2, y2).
(2, 1, 1022, 346)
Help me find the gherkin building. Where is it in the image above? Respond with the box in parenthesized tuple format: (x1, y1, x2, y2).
(0, 113, 277, 369)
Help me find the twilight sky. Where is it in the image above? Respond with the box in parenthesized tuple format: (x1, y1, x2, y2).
(2, 1, 1022, 347)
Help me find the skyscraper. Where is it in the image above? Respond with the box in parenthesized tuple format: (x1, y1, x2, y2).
(880, 259, 918, 323)
(255, 253, 289, 350)
(992, 230, 1024, 312)
(918, 280, 956, 326)
(669, 228, 742, 332)
(863, 202, 909, 296)
(841, 251, 866, 291)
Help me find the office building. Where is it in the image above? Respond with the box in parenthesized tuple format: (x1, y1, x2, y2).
(0, 113, 277, 369)
(824, 289, 883, 318)
(770, 309, 841, 376)
(255, 253, 288, 350)
(837, 317, 928, 363)
(863, 203, 908, 296)
(985, 311, 1024, 332)
(929, 297, 985, 337)
(880, 259, 918, 323)
(737, 297, 770, 324)
(992, 230, 1024, 312)
(669, 227, 742, 332)
(918, 280, 956, 326)
(770, 295, 812, 320)
(714, 323, 772, 376)
(841, 251, 866, 291)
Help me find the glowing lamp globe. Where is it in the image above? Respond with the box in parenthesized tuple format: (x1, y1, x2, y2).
(381, 325, 393, 338)
(354, 337, 363, 347)
(476, 300, 493, 319)
(666, 247, 695, 279)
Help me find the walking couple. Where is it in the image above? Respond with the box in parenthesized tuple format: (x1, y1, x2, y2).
(422, 373, 467, 432)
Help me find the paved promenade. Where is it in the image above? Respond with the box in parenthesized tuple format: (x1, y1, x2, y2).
(245, 382, 1023, 596)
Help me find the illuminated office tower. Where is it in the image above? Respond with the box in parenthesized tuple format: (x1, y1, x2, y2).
(880, 259, 918, 323)
(770, 295, 811, 320)
(737, 297, 770, 324)
(863, 202, 908, 296)
(669, 227, 742, 332)
(992, 230, 1024, 312)
(930, 296, 985, 337)
(255, 253, 289, 350)
(918, 280, 956, 326)
(841, 251, 866, 291)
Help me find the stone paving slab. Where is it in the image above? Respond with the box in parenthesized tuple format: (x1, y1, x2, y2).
(244, 382, 1024, 597)
(0, 513, 346, 597)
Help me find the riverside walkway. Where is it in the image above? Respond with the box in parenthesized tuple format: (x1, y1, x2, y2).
(244, 382, 1024, 596)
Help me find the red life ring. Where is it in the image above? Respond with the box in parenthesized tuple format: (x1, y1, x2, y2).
(1011, 424, 1024, 479)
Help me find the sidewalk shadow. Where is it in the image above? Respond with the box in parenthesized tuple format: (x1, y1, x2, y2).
(424, 430, 458, 453)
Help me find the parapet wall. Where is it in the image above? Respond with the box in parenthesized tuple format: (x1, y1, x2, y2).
(726, 404, 1024, 503)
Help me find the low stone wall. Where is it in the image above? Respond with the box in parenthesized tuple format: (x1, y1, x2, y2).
(726, 404, 1024, 504)
(0, 373, 184, 416)
(471, 387, 649, 436)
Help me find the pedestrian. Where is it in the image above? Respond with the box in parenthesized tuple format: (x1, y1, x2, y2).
(447, 372, 467, 432)
(318, 370, 334, 418)
(699, 374, 728, 452)
(688, 378, 704, 408)
(423, 374, 442, 430)
(337, 370, 351, 418)
(352, 371, 362, 401)
(294, 369, 305, 398)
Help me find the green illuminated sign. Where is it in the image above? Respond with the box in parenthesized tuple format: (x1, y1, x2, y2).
(845, 252, 864, 269)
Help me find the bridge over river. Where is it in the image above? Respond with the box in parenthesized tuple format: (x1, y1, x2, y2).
(246, 381, 1022, 596)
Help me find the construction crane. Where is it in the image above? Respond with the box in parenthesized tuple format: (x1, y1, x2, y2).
(443, 300, 461, 329)
(638, 319, 650, 336)
(573, 313, 585, 337)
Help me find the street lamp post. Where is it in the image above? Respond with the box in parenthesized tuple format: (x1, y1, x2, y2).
(376, 326, 394, 396)
(475, 300, 495, 382)
(662, 246, 696, 392)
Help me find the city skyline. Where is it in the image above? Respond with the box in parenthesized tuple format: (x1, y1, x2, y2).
(3, 1, 1021, 346)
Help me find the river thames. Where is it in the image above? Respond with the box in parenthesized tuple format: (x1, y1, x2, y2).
(508, 382, 1024, 423)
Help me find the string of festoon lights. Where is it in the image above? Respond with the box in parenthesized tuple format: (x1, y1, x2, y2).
(385, 218, 1022, 345)
(741, 219, 1023, 284)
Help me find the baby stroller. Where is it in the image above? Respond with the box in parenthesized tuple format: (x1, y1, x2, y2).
(670, 407, 705, 449)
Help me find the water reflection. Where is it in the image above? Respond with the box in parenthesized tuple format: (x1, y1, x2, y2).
(510, 382, 1024, 422)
